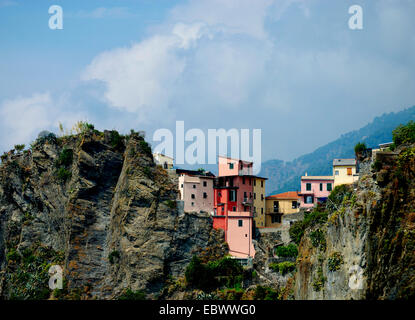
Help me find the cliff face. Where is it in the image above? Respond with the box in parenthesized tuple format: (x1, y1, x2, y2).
(0, 130, 226, 300)
(294, 146, 415, 300)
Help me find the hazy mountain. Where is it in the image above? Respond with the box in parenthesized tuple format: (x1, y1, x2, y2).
(261, 106, 415, 195)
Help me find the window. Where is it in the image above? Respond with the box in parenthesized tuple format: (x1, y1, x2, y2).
(261, 181, 264, 188)
(191, 194, 195, 199)
(261, 194, 264, 201)
(254, 193, 256, 200)
(335, 170, 339, 176)
(271, 215, 281, 223)
(181, 184, 183, 188)
(261, 208, 263, 214)
(203, 181, 207, 187)
(233, 206, 237, 211)
(320, 183, 323, 191)
(230, 190, 237, 202)
(254, 180, 256, 186)
(292, 201, 298, 209)
(191, 202, 194, 206)
(306, 196, 313, 204)
(242, 177, 245, 184)
(273, 201, 279, 212)
(306, 183, 312, 191)
(221, 207, 224, 213)
(347, 168, 352, 176)
(229, 163, 234, 169)
(218, 192, 221, 197)
(193, 184, 196, 189)
(238, 220, 243, 227)
(203, 192, 207, 199)
(327, 183, 332, 191)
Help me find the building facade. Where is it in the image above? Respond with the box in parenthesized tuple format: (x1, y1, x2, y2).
(213, 156, 256, 259)
(176, 169, 214, 214)
(253, 177, 267, 227)
(153, 153, 174, 169)
(299, 174, 334, 208)
(333, 159, 358, 187)
(265, 191, 300, 227)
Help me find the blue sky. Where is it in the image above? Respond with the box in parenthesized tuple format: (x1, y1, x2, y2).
(1, 0, 415, 163)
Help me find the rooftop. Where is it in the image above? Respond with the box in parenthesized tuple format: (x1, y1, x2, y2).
(176, 168, 215, 178)
(333, 158, 356, 166)
(266, 191, 299, 200)
(301, 175, 334, 181)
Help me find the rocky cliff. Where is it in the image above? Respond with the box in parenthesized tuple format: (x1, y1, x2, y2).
(294, 145, 415, 299)
(0, 129, 226, 300)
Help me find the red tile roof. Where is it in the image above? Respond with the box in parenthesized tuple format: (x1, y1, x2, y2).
(266, 191, 299, 200)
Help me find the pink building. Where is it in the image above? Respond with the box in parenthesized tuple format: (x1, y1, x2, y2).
(177, 169, 215, 214)
(213, 156, 256, 259)
(299, 174, 334, 208)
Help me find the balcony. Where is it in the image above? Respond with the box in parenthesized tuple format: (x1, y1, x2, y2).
(266, 208, 282, 215)
(239, 167, 253, 176)
(242, 197, 252, 206)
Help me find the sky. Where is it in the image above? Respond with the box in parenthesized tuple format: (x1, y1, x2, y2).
(0, 0, 415, 164)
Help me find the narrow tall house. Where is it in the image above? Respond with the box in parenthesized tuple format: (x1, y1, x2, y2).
(253, 177, 267, 228)
(213, 156, 256, 260)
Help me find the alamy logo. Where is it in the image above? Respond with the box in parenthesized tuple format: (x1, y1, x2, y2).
(48, 265, 63, 290)
(152, 121, 262, 174)
(49, 5, 63, 30)
(348, 5, 363, 30)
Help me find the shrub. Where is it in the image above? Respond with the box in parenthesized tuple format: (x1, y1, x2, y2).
(57, 167, 72, 182)
(185, 256, 214, 290)
(372, 159, 383, 171)
(328, 252, 344, 272)
(289, 210, 328, 245)
(164, 200, 176, 209)
(108, 250, 120, 264)
(139, 140, 152, 156)
(354, 142, 367, 155)
(253, 285, 279, 300)
(392, 120, 415, 147)
(6, 248, 20, 263)
(185, 256, 244, 291)
(270, 261, 296, 275)
(310, 229, 326, 249)
(56, 148, 73, 168)
(14, 144, 25, 152)
(326, 184, 353, 213)
(110, 130, 124, 150)
(275, 244, 298, 258)
(312, 266, 326, 292)
(118, 289, 146, 300)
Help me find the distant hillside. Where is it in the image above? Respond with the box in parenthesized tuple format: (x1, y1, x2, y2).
(261, 105, 415, 195)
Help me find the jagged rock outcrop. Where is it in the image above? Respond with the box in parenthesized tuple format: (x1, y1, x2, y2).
(0, 130, 226, 300)
(294, 146, 415, 300)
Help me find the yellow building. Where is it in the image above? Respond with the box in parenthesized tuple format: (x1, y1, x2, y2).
(265, 192, 300, 228)
(253, 177, 267, 228)
(333, 159, 359, 187)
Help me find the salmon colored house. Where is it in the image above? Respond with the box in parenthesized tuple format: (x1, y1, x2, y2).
(213, 156, 256, 259)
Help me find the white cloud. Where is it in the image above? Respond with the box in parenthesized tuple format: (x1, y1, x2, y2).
(82, 23, 208, 120)
(0, 93, 86, 152)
